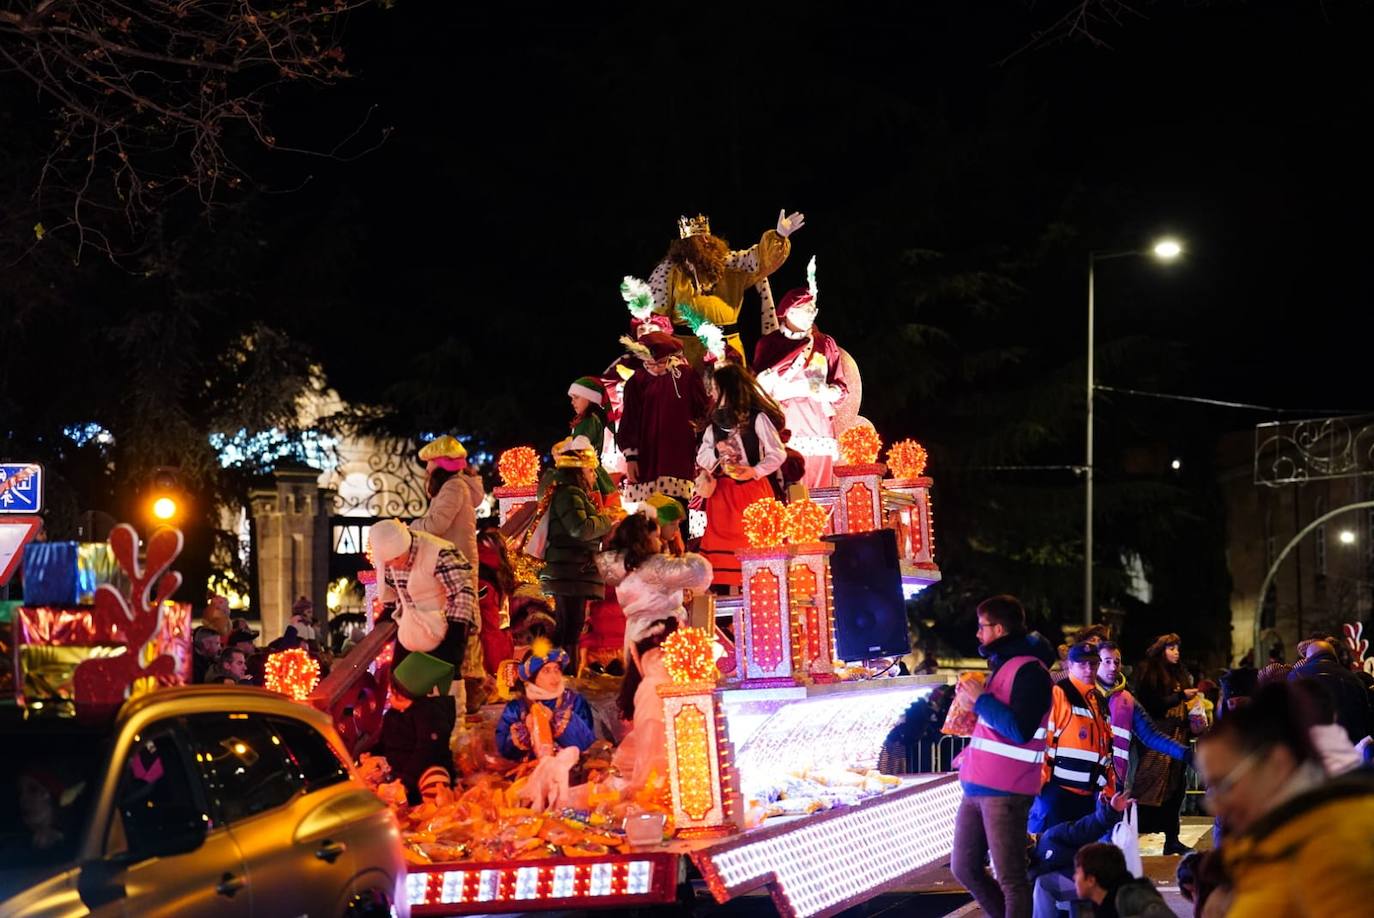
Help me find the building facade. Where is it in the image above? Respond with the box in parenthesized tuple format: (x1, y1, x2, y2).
(1220, 431, 1374, 664)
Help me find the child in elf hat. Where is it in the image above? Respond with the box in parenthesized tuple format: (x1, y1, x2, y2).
(495, 639, 596, 762)
(641, 492, 688, 556)
(378, 651, 458, 804)
(567, 376, 619, 506)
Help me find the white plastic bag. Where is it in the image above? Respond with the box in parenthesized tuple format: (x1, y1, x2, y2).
(396, 605, 448, 653)
(1188, 694, 1210, 735)
(1111, 801, 1143, 877)
(523, 508, 552, 560)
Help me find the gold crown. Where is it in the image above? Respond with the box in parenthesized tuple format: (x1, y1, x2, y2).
(678, 214, 711, 239)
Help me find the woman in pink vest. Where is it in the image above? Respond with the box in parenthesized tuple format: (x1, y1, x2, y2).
(951, 595, 1054, 917)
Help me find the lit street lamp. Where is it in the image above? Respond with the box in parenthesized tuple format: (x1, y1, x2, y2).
(1085, 238, 1184, 625)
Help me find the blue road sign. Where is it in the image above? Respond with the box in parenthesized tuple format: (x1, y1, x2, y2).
(0, 463, 43, 514)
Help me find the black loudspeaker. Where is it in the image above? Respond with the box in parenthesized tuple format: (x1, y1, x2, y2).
(823, 529, 909, 661)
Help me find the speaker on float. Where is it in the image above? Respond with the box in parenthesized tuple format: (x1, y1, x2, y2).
(823, 528, 909, 661)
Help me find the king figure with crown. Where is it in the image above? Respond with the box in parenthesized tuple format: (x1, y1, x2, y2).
(648, 209, 805, 368)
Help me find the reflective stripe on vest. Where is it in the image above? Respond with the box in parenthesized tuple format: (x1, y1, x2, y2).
(961, 654, 1051, 796)
(978, 719, 1049, 742)
(1045, 679, 1113, 793)
(970, 735, 1046, 764)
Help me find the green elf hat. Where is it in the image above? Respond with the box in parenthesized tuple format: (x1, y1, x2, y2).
(568, 376, 605, 406)
(392, 651, 455, 698)
(641, 493, 686, 527)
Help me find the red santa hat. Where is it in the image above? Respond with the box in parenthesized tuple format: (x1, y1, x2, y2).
(777, 287, 817, 319)
(638, 331, 684, 361)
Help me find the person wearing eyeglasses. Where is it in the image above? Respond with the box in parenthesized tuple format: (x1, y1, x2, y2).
(1195, 682, 1374, 918)
(950, 594, 1054, 918)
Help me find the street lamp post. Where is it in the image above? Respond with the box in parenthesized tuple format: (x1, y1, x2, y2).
(1084, 239, 1182, 626)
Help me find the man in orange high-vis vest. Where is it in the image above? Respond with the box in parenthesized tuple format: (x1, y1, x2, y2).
(1029, 641, 1116, 834)
(951, 595, 1054, 917)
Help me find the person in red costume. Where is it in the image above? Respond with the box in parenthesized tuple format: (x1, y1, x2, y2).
(475, 526, 515, 678)
(753, 274, 847, 489)
(695, 364, 788, 591)
(615, 331, 709, 506)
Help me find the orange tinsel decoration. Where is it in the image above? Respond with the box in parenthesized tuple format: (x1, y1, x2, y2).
(838, 425, 882, 465)
(742, 497, 789, 547)
(784, 499, 830, 544)
(497, 446, 540, 487)
(886, 438, 929, 479)
(264, 647, 320, 702)
(661, 626, 719, 685)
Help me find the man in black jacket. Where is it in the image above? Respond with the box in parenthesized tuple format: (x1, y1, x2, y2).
(1291, 640, 1372, 744)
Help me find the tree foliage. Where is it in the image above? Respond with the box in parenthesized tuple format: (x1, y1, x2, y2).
(0, 0, 388, 265)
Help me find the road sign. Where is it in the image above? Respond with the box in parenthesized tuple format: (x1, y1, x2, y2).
(0, 515, 42, 586)
(0, 463, 43, 514)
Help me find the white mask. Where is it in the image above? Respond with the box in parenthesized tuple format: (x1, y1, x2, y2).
(785, 308, 816, 333)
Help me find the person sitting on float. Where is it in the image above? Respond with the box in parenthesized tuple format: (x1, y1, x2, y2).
(611, 616, 686, 793)
(378, 651, 458, 805)
(495, 639, 596, 763)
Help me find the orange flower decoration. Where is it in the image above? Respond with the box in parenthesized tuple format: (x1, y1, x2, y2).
(661, 626, 719, 685)
(265, 647, 320, 702)
(497, 446, 540, 487)
(742, 497, 789, 547)
(838, 425, 882, 465)
(886, 439, 929, 479)
(784, 499, 830, 544)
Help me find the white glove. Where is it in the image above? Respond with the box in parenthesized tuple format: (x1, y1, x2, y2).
(516, 745, 580, 813)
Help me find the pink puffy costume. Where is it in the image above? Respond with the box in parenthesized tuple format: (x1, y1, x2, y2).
(753, 320, 847, 489)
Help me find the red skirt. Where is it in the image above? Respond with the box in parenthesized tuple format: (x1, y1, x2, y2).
(701, 477, 776, 587)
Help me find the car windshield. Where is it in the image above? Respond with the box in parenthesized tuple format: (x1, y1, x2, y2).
(0, 713, 113, 893)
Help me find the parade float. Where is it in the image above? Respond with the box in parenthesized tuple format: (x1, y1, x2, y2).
(386, 435, 958, 918)
(2, 215, 962, 918)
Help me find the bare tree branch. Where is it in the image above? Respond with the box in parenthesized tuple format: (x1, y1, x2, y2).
(0, 0, 392, 265)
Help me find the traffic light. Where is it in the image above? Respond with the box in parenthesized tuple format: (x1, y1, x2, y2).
(147, 467, 183, 524)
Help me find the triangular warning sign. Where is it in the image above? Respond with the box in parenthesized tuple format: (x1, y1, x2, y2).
(0, 515, 42, 586)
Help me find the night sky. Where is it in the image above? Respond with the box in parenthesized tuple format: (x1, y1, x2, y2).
(253, 0, 1374, 434)
(6, 0, 1372, 650)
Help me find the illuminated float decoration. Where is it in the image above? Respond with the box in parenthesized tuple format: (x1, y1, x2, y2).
(265, 647, 321, 701)
(883, 439, 936, 571)
(833, 424, 885, 534)
(494, 446, 540, 524)
(657, 627, 739, 838)
(734, 499, 838, 685)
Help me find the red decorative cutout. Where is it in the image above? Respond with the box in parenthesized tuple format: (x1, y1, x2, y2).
(74, 524, 184, 715)
(748, 568, 783, 672)
(845, 483, 875, 532)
